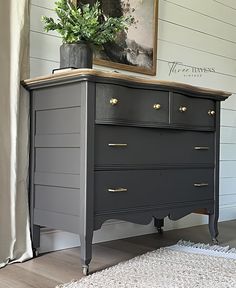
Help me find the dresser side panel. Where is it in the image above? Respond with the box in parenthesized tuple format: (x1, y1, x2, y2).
(32, 82, 83, 232)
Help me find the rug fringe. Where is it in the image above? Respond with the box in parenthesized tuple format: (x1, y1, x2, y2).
(176, 240, 236, 254)
(167, 240, 236, 260)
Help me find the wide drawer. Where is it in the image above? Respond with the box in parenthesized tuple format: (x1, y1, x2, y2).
(95, 125, 214, 168)
(96, 83, 169, 126)
(171, 93, 215, 129)
(94, 169, 214, 214)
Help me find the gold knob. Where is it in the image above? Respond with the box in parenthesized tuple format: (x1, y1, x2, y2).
(208, 110, 215, 116)
(153, 103, 161, 110)
(179, 106, 187, 112)
(110, 98, 118, 106)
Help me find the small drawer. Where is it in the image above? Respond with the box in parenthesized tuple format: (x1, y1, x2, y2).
(96, 83, 169, 127)
(171, 93, 216, 129)
(94, 169, 214, 214)
(95, 125, 214, 167)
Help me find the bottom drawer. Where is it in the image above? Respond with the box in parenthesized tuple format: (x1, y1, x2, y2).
(94, 169, 214, 214)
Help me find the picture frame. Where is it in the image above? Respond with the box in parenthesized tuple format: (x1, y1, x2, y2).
(77, 0, 158, 75)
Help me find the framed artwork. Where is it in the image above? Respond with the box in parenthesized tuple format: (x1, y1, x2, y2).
(77, 0, 158, 75)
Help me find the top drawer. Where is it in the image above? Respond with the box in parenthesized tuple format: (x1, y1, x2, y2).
(171, 93, 216, 129)
(96, 83, 169, 127)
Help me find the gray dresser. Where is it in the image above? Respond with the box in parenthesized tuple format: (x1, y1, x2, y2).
(23, 70, 230, 275)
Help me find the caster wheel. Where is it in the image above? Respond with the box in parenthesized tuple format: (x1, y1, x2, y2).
(33, 248, 39, 258)
(157, 228, 163, 234)
(212, 238, 219, 245)
(82, 266, 89, 276)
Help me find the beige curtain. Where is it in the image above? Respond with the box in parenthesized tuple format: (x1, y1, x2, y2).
(0, 0, 32, 267)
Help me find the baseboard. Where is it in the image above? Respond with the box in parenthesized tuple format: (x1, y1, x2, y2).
(39, 205, 236, 253)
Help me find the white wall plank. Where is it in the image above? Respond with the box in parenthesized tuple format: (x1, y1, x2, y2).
(30, 32, 60, 63)
(214, 0, 236, 10)
(162, 0, 236, 26)
(164, 0, 236, 25)
(220, 177, 236, 195)
(220, 144, 236, 160)
(221, 127, 236, 144)
(220, 194, 236, 206)
(158, 20, 236, 60)
(159, 0, 236, 43)
(220, 161, 236, 178)
(31, 5, 58, 37)
(31, 0, 54, 10)
(30, 58, 59, 78)
(219, 204, 236, 221)
(221, 109, 236, 127)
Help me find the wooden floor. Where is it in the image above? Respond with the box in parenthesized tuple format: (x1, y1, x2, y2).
(1, 220, 236, 288)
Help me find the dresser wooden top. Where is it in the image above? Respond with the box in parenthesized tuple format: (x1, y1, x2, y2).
(22, 69, 231, 99)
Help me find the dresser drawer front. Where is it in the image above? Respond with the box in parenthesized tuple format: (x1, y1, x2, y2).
(95, 125, 214, 167)
(96, 83, 169, 126)
(94, 169, 214, 214)
(171, 93, 215, 129)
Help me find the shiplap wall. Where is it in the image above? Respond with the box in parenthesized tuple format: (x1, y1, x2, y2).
(30, 0, 236, 252)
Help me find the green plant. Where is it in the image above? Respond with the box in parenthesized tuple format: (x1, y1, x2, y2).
(42, 0, 133, 45)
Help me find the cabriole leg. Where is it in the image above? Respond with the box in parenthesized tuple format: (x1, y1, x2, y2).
(154, 218, 164, 234)
(32, 225, 40, 257)
(80, 229, 93, 276)
(209, 213, 219, 244)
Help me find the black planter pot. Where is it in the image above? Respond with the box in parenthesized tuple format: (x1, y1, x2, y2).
(60, 42, 93, 69)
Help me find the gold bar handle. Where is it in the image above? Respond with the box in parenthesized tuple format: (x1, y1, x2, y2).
(108, 188, 128, 193)
(194, 146, 210, 150)
(194, 183, 209, 187)
(108, 143, 128, 147)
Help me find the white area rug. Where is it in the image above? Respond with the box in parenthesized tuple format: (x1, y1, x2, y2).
(57, 240, 236, 288)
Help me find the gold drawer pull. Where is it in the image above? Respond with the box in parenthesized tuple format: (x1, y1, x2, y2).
(208, 110, 215, 116)
(194, 183, 209, 187)
(153, 103, 161, 110)
(110, 98, 119, 105)
(108, 143, 128, 147)
(179, 106, 187, 112)
(194, 146, 210, 150)
(108, 188, 128, 193)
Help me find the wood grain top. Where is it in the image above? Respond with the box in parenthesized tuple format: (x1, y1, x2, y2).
(22, 69, 231, 98)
